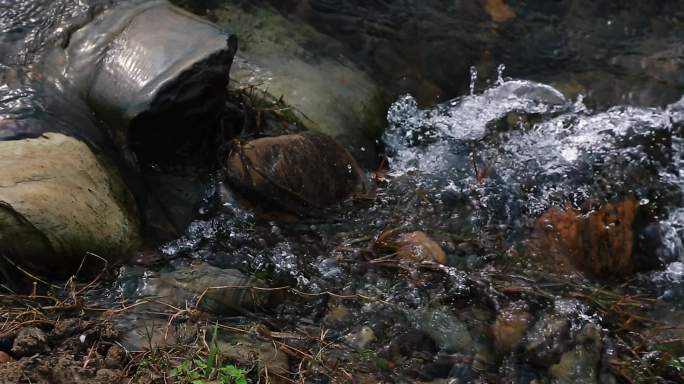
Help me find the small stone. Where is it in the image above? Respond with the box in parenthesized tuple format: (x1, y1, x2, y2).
(387, 330, 438, 360)
(528, 198, 639, 277)
(104, 345, 127, 369)
(379, 231, 448, 265)
(396, 231, 448, 264)
(548, 324, 602, 384)
(0, 351, 13, 363)
(484, 0, 516, 23)
(418, 307, 474, 353)
(525, 315, 571, 367)
(11, 327, 49, 357)
(493, 307, 530, 353)
(344, 326, 376, 349)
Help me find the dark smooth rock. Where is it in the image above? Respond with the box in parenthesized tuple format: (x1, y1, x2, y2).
(224, 131, 367, 212)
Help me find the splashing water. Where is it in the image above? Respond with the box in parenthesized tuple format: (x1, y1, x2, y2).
(469, 65, 478, 96)
(496, 63, 506, 86)
(384, 76, 684, 296)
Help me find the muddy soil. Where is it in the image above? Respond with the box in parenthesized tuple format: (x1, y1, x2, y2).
(0, 317, 127, 384)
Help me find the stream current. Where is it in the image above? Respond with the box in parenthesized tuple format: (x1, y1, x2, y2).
(3, 0, 684, 382)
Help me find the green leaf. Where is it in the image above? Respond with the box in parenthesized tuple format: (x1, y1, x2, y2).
(217, 364, 248, 384)
(207, 323, 220, 374)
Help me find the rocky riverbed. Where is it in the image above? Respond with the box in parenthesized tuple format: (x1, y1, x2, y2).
(1, 1, 684, 384)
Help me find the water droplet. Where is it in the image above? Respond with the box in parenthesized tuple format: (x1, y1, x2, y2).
(469, 66, 478, 95)
(640, 198, 650, 206)
(496, 63, 506, 85)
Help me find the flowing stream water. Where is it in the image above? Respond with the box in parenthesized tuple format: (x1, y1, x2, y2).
(3, 0, 684, 382)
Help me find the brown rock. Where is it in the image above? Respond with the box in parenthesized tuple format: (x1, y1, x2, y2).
(493, 308, 530, 353)
(104, 345, 126, 369)
(0, 351, 13, 363)
(379, 230, 447, 264)
(484, 0, 516, 23)
(528, 198, 639, 277)
(224, 132, 366, 212)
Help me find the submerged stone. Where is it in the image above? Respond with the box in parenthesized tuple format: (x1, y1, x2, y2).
(528, 198, 639, 278)
(548, 324, 602, 384)
(525, 315, 572, 368)
(224, 131, 367, 212)
(136, 263, 270, 315)
(493, 307, 531, 354)
(417, 307, 474, 354)
(377, 230, 448, 265)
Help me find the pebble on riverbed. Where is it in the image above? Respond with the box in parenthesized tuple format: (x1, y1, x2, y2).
(528, 198, 640, 277)
(525, 314, 572, 368)
(493, 307, 531, 353)
(224, 131, 367, 212)
(376, 230, 448, 265)
(548, 324, 602, 384)
(0, 351, 13, 364)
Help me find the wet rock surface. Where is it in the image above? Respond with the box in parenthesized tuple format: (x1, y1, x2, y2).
(132, 262, 270, 314)
(224, 131, 367, 212)
(529, 198, 640, 277)
(0, 0, 238, 278)
(2, 1, 684, 383)
(202, 1, 388, 165)
(0, 133, 141, 277)
(378, 230, 448, 265)
(548, 324, 603, 384)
